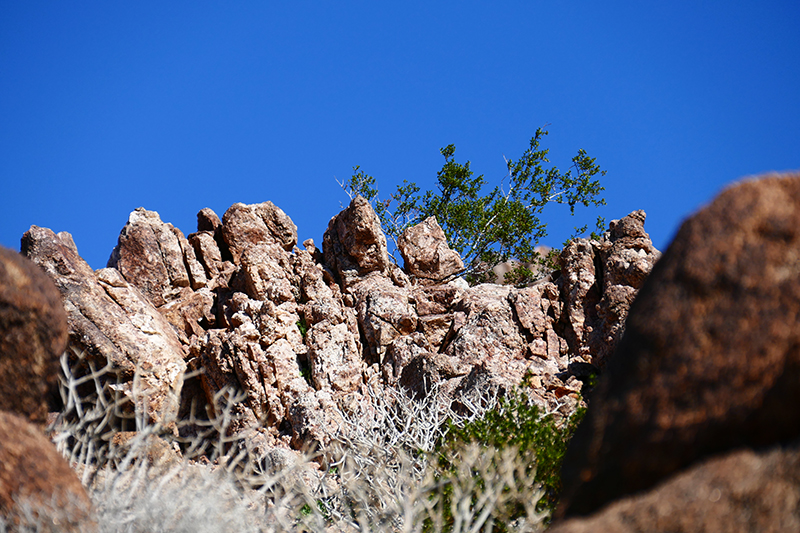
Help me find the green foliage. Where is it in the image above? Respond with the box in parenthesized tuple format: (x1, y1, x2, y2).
(435, 387, 586, 525)
(296, 317, 309, 340)
(342, 127, 606, 284)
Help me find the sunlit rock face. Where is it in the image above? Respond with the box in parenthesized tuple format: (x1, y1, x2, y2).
(20, 194, 658, 459)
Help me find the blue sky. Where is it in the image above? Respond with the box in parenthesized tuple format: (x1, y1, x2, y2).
(2, 2, 798, 270)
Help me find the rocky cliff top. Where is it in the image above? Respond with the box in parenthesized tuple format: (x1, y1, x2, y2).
(21, 196, 659, 458)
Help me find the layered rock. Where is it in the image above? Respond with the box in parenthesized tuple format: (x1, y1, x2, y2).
(556, 173, 800, 522)
(0, 246, 67, 424)
(21, 227, 186, 426)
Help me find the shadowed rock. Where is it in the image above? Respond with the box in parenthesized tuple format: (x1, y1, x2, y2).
(0, 246, 67, 424)
(550, 442, 800, 533)
(0, 411, 95, 532)
(558, 173, 800, 518)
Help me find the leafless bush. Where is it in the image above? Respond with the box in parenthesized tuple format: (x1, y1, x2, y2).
(41, 349, 550, 532)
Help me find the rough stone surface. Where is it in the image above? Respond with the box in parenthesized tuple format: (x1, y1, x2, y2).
(558, 173, 800, 518)
(18, 195, 659, 466)
(108, 207, 206, 307)
(0, 246, 67, 424)
(351, 273, 417, 361)
(221, 201, 297, 263)
(398, 216, 464, 284)
(559, 210, 660, 369)
(550, 442, 800, 533)
(323, 195, 390, 287)
(21, 226, 186, 426)
(0, 411, 95, 532)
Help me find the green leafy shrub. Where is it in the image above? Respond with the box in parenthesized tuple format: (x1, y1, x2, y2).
(341, 128, 606, 284)
(435, 387, 586, 527)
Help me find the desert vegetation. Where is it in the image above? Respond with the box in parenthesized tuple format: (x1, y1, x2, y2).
(340, 127, 606, 284)
(5, 348, 583, 533)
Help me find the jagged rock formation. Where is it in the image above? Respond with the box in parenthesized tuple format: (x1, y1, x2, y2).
(21, 195, 659, 457)
(22, 226, 186, 427)
(554, 172, 800, 530)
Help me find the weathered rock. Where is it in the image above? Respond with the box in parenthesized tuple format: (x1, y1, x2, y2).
(550, 442, 800, 533)
(191, 327, 265, 433)
(383, 333, 433, 385)
(306, 320, 363, 393)
(22, 227, 186, 426)
(158, 287, 216, 344)
(558, 174, 800, 518)
(197, 207, 222, 233)
(398, 216, 464, 284)
(351, 273, 417, 361)
(221, 201, 297, 263)
(189, 231, 224, 279)
(0, 246, 67, 424)
(323, 195, 390, 287)
(399, 352, 464, 399)
(559, 210, 660, 368)
(413, 283, 467, 316)
(445, 284, 527, 367)
(239, 243, 297, 303)
(108, 208, 207, 307)
(0, 411, 95, 532)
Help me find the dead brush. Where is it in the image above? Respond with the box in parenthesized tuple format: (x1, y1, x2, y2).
(44, 348, 552, 532)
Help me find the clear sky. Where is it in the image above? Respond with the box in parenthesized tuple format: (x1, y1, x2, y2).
(2, 2, 798, 269)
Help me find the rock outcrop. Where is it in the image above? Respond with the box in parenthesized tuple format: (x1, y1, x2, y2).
(0, 247, 67, 424)
(555, 173, 800, 527)
(20, 193, 658, 461)
(22, 226, 186, 426)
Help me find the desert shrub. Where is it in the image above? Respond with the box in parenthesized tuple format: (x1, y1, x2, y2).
(42, 349, 579, 532)
(340, 128, 606, 284)
(439, 388, 586, 521)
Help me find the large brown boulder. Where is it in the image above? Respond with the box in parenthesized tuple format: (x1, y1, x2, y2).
(21, 226, 186, 426)
(0, 247, 68, 424)
(0, 411, 95, 532)
(558, 173, 800, 517)
(550, 441, 800, 533)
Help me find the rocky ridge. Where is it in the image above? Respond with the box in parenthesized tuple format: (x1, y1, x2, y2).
(21, 197, 659, 460)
